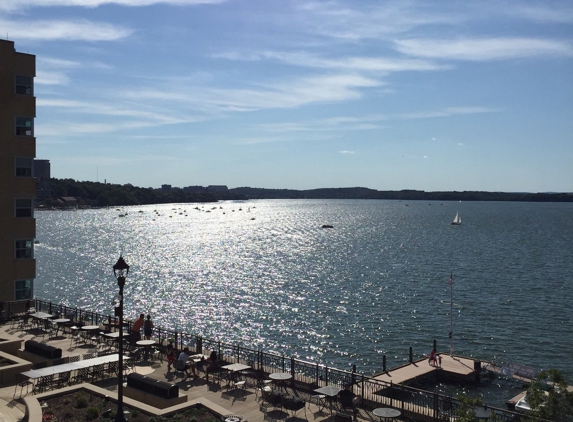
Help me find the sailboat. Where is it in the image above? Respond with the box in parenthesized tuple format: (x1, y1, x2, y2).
(451, 211, 461, 225)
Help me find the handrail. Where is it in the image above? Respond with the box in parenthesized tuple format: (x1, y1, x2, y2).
(4, 298, 522, 422)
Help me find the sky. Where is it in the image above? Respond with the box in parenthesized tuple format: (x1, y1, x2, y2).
(3, 0, 573, 192)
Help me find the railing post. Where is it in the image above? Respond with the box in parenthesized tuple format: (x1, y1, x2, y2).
(383, 355, 386, 372)
(409, 347, 413, 363)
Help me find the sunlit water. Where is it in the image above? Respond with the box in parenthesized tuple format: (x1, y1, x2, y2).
(34, 199, 573, 405)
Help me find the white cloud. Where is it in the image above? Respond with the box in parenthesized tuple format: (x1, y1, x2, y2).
(125, 73, 381, 113)
(394, 38, 573, 61)
(511, 4, 573, 24)
(214, 50, 447, 73)
(397, 106, 501, 119)
(0, 0, 225, 11)
(0, 19, 133, 41)
(36, 70, 70, 85)
(297, 1, 463, 40)
(339, 150, 354, 154)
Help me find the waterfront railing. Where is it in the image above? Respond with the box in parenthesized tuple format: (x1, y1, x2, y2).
(4, 299, 523, 422)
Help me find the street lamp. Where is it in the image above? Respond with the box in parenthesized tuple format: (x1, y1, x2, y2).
(113, 256, 129, 422)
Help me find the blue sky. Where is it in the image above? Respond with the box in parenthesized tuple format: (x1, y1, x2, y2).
(4, 0, 573, 191)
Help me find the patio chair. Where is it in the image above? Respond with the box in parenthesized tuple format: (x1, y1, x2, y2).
(283, 395, 306, 419)
(71, 367, 90, 385)
(35, 374, 54, 393)
(14, 377, 33, 398)
(174, 359, 188, 379)
(56, 371, 71, 389)
(70, 326, 83, 348)
(308, 393, 327, 414)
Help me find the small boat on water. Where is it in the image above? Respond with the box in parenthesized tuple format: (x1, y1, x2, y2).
(322, 224, 334, 229)
(451, 211, 461, 225)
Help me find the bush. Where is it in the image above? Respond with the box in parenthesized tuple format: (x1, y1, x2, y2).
(85, 407, 99, 420)
(75, 393, 88, 409)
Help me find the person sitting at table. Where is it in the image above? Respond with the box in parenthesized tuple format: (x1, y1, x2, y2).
(338, 383, 359, 416)
(176, 347, 196, 378)
(205, 351, 219, 380)
(131, 313, 145, 340)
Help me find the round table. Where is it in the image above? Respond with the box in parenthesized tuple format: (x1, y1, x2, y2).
(81, 325, 99, 331)
(52, 318, 70, 335)
(373, 408, 401, 421)
(136, 340, 156, 360)
(269, 372, 292, 381)
(269, 372, 292, 390)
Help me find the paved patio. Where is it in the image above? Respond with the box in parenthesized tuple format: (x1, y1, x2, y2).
(0, 320, 386, 422)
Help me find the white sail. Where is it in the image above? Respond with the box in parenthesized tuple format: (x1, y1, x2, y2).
(451, 211, 461, 225)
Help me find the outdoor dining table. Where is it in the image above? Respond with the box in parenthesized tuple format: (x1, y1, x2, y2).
(136, 339, 156, 360)
(81, 325, 100, 343)
(314, 385, 342, 414)
(52, 318, 70, 336)
(269, 372, 292, 390)
(373, 407, 401, 421)
(221, 363, 251, 388)
(221, 363, 251, 372)
(29, 312, 52, 328)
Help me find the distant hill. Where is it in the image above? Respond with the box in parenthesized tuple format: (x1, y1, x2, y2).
(40, 179, 573, 208)
(229, 187, 573, 202)
(41, 178, 247, 208)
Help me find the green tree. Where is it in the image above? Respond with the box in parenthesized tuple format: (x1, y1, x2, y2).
(525, 369, 573, 422)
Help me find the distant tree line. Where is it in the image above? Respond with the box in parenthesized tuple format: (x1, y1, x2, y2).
(41, 179, 573, 208)
(229, 187, 573, 202)
(41, 178, 246, 207)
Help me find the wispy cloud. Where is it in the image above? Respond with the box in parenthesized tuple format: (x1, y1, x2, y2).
(397, 106, 501, 119)
(125, 73, 381, 113)
(36, 98, 204, 136)
(394, 38, 573, 61)
(510, 4, 573, 24)
(214, 50, 447, 73)
(339, 150, 354, 154)
(0, 19, 133, 41)
(36, 70, 70, 85)
(0, 0, 225, 12)
(297, 1, 463, 40)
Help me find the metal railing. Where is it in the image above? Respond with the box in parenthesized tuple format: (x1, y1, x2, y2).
(3, 299, 523, 422)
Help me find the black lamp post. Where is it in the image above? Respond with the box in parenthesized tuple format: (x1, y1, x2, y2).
(113, 256, 129, 422)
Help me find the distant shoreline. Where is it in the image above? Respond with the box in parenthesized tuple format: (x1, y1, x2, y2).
(39, 178, 573, 208)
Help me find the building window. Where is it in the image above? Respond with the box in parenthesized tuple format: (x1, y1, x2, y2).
(15, 279, 33, 300)
(15, 198, 33, 218)
(15, 157, 34, 177)
(15, 75, 33, 96)
(15, 239, 33, 259)
(15, 117, 33, 136)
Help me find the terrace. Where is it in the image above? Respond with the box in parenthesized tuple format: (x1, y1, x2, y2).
(0, 299, 525, 422)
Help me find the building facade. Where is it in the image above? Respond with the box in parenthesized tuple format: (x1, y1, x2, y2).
(0, 40, 36, 303)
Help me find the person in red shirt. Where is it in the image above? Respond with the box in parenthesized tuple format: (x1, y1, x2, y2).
(131, 313, 145, 340)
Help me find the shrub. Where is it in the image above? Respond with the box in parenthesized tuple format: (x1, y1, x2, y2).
(75, 393, 88, 409)
(85, 407, 99, 420)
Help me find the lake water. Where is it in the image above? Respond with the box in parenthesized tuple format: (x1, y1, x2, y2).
(33, 199, 573, 404)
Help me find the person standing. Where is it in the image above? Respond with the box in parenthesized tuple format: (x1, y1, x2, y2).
(131, 313, 145, 340)
(144, 314, 154, 340)
(166, 338, 175, 370)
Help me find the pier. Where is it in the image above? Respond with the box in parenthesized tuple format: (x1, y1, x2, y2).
(372, 354, 481, 386)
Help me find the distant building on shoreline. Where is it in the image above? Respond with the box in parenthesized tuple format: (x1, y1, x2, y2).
(0, 39, 36, 303)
